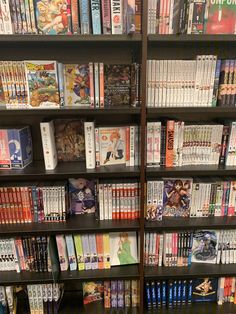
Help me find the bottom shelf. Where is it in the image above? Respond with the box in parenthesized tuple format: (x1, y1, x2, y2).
(146, 303, 236, 313)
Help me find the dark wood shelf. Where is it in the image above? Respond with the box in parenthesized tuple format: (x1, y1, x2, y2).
(146, 165, 236, 177)
(145, 216, 236, 231)
(148, 34, 236, 43)
(144, 264, 236, 279)
(0, 215, 140, 236)
(58, 264, 140, 282)
(0, 161, 140, 180)
(0, 106, 140, 116)
(0, 271, 54, 285)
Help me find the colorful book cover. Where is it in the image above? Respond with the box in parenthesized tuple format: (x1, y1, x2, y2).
(104, 281, 111, 308)
(73, 234, 85, 270)
(190, 0, 206, 34)
(88, 234, 98, 270)
(90, 0, 101, 34)
(0, 77, 6, 105)
(65, 234, 77, 271)
(82, 282, 103, 305)
(191, 230, 219, 264)
(111, 281, 118, 308)
(103, 234, 111, 269)
(204, 0, 236, 34)
(101, 0, 111, 34)
(55, 235, 69, 271)
(163, 178, 192, 217)
(81, 234, 91, 270)
(68, 178, 96, 215)
(99, 126, 126, 166)
(24, 61, 60, 108)
(192, 278, 218, 302)
(79, 0, 90, 34)
(34, 0, 70, 34)
(54, 119, 85, 161)
(64, 64, 90, 107)
(109, 231, 138, 266)
(0, 129, 11, 169)
(117, 280, 124, 308)
(104, 64, 131, 107)
(124, 280, 131, 307)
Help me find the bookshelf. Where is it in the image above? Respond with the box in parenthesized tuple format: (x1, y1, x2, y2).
(1, 0, 236, 312)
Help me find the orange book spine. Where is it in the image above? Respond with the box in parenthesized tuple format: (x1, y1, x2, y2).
(123, 183, 128, 220)
(116, 184, 120, 220)
(12, 187, 20, 224)
(20, 187, 27, 223)
(24, 187, 32, 223)
(126, 126, 130, 166)
(99, 63, 104, 108)
(3, 187, 11, 223)
(127, 183, 132, 220)
(7, 187, 16, 224)
(16, 187, 23, 223)
(165, 120, 175, 168)
(120, 183, 124, 219)
(112, 184, 116, 220)
(134, 183, 139, 219)
(28, 187, 33, 223)
(96, 234, 104, 269)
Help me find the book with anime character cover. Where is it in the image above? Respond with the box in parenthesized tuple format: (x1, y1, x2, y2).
(162, 178, 192, 217)
(54, 119, 85, 161)
(192, 278, 218, 302)
(83, 282, 103, 305)
(204, 0, 236, 34)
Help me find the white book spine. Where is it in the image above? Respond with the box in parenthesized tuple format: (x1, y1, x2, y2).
(108, 183, 113, 220)
(103, 183, 109, 220)
(94, 62, 100, 108)
(40, 121, 58, 170)
(130, 125, 135, 167)
(154, 61, 159, 108)
(146, 122, 154, 166)
(111, 0, 123, 34)
(153, 122, 161, 166)
(84, 121, 96, 169)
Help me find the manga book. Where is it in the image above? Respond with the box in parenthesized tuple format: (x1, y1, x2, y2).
(34, 0, 70, 34)
(192, 278, 218, 302)
(64, 64, 90, 107)
(68, 178, 96, 215)
(104, 65, 131, 107)
(24, 61, 60, 108)
(98, 126, 126, 166)
(0, 78, 5, 105)
(54, 119, 85, 161)
(163, 178, 192, 217)
(83, 282, 103, 305)
(191, 230, 219, 264)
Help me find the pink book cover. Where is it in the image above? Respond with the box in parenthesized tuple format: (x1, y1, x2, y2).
(102, 0, 111, 34)
(0, 129, 10, 169)
(56, 235, 69, 271)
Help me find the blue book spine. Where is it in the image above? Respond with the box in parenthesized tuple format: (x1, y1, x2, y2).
(212, 59, 221, 107)
(65, 235, 77, 271)
(162, 280, 166, 307)
(8, 128, 22, 168)
(173, 280, 177, 307)
(79, 0, 90, 34)
(168, 281, 173, 308)
(177, 280, 182, 305)
(145, 282, 152, 309)
(19, 126, 32, 168)
(156, 281, 161, 307)
(188, 232, 193, 266)
(31, 186, 38, 222)
(187, 280, 193, 304)
(150, 281, 157, 308)
(90, 0, 101, 34)
(182, 280, 187, 305)
(224, 181, 231, 216)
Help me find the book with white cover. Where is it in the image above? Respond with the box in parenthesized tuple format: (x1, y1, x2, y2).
(40, 121, 58, 170)
(84, 121, 96, 169)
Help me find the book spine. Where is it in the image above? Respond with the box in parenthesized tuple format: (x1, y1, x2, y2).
(102, 0, 111, 34)
(65, 235, 77, 271)
(165, 120, 175, 167)
(99, 63, 104, 108)
(96, 234, 104, 269)
(111, 0, 123, 34)
(84, 121, 96, 169)
(74, 235, 85, 271)
(91, 0, 102, 34)
(57, 63, 65, 107)
(89, 62, 95, 108)
(71, 0, 80, 34)
(103, 233, 110, 269)
(79, 0, 90, 34)
(135, 0, 141, 33)
(94, 62, 100, 108)
(40, 122, 58, 170)
(126, 126, 130, 166)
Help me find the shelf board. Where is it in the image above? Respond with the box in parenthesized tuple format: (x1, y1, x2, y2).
(58, 265, 140, 282)
(144, 264, 236, 279)
(146, 165, 236, 177)
(0, 106, 140, 116)
(0, 161, 140, 180)
(0, 271, 54, 285)
(0, 215, 140, 236)
(148, 34, 236, 43)
(145, 216, 236, 231)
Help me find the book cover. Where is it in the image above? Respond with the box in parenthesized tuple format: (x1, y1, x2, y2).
(104, 64, 131, 107)
(101, 0, 111, 34)
(34, 0, 70, 34)
(81, 234, 91, 270)
(64, 64, 90, 107)
(99, 126, 126, 166)
(68, 178, 96, 214)
(111, 280, 118, 308)
(163, 178, 192, 217)
(40, 121, 58, 170)
(83, 281, 103, 305)
(24, 60, 60, 108)
(54, 119, 85, 161)
(104, 281, 111, 308)
(190, 0, 206, 34)
(55, 235, 69, 271)
(117, 280, 124, 308)
(103, 233, 111, 269)
(73, 234, 85, 270)
(191, 230, 219, 264)
(0, 129, 10, 169)
(65, 234, 77, 271)
(192, 278, 218, 302)
(111, 0, 122, 34)
(88, 234, 98, 270)
(205, 0, 236, 34)
(79, 0, 90, 34)
(96, 234, 104, 269)
(90, 0, 101, 34)
(71, 0, 80, 33)
(84, 121, 96, 169)
(109, 231, 138, 266)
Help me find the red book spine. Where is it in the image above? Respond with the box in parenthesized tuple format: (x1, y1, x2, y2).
(28, 187, 33, 223)
(116, 184, 120, 220)
(126, 126, 130, 165)
(12, 187, 20, 224)
(127, 183, 132, 220)
(16, 187, 24, 223)
(134, 183, 139, 219)
(120, 184, 124, 219)
(123, 183, 128, 219)
(0, 188, 3, 223)
(3, 187, 11, 223)
(112, 183, 116, 220)
(20, 187, 27, 223)
(7, 187, 16, 224)
(24, 187, 32, 223)
(71, 0, 80, 34)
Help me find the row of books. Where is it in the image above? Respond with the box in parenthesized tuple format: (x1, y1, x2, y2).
(146, 56, 232, 108)
(145, 229, 236, 268)
(98, 180, 140, 220)
(148, 0, 236, 35)
(218, 277, 236, 305)
(1, 0, 141, 35)
(0, 181, 67, 224)
(83, 280, 140, 308)
(0, 232, 138, 272)
(146, 120, 232, 168)
(0, 286, 15, 314)
(0, 60, 140, 109)
(146, 177, 236, 220)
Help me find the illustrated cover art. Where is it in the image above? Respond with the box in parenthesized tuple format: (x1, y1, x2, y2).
(104, 65, 131, 107)
(162, 178, 192, 217)
(192, 278, 218, 302)
(34, 0, 70, 34)
(191, 230, 219, 264)
(99, 126, 126, 166)
(191, 1, 206, 34)
(109, 232, 138, 266)
(204, 0, 236, 34)
(69, 178, 96, 215)
(0, 78, 5, 105)
(83, 282, 104, 305)
(24, 61, 60, 108)
(54, 119, 85, 161)
(64, 64, 90, 107)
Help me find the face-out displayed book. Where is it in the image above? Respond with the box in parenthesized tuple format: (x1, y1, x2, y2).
(109, 232, 138, 266)
(192, 278, 218, 302)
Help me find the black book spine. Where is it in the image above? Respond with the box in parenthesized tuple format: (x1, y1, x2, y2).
(30, 236, 38, 272)
(22, 237, 30, 271)
(36, 236, 42, 272)
(160, 126, 166, 166)
(41, 236, 48, 272)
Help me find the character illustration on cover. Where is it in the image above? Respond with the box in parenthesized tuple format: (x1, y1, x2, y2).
(83, 282, 103, 304)
(193, 231, 217, 261)
(195, 278, 213, 295)
(28, 70, 59, 107)
(103, 130, 125, 164)
(69, 178, 96, 215)
(36, 0, 68, 34)
(163, 179, 191, 217)
(65, 65, 90, 105)
(117, 232, 136, 265)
